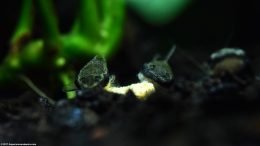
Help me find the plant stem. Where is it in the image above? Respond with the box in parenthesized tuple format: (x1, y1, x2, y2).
(70, 18, 80, 34)
(78, 0, 100, 40)
(10, 0, 33, 53)
(19, 75, 55, 105)
(35, 0, 60, 48)
(99, 0, 125, 56)
(59, 71, 76, 100)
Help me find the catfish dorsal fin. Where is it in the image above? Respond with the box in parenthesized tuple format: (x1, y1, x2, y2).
(165, 45, 177, 62)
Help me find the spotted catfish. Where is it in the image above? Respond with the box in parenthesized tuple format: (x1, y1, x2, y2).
(139, 45, 176, 84)
(77, 56, 109, 89)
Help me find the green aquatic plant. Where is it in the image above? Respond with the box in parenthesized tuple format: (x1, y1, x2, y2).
(0, 0, 125, 99)
(128, 0, 192, 25)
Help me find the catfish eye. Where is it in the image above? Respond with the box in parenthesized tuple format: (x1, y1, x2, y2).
(94, 75, 102, 82)
(146, 63, 156, 70)
(164, 72, 169, 77)
(80, 77, 89, 84)
(149, 64, 156, 69)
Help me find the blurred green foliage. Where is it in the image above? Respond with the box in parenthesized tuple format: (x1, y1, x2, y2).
(0, 0, 125, 99)
(128, 0, 192, 25)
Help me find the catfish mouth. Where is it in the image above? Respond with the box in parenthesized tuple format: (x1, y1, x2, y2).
(142, 69, 173, 84)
